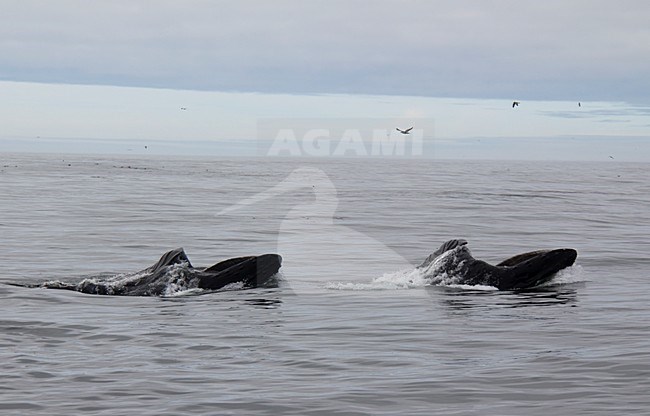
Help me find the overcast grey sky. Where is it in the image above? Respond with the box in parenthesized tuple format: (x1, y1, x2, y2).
(1, 1, 649, 159)
(3, 0, 650, 101)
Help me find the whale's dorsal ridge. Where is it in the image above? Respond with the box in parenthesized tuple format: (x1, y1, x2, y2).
(418, 239, 469, 269)
(435, 239, 468, 256)
(149, 248, 193, 272)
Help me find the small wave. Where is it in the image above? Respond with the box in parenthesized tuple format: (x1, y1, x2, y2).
(445, 284, 498, 291)
(217, 282, 246, 291)
(163, 288, 206, 297)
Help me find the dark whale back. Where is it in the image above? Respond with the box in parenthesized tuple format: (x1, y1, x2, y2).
(203, 256, 255, 274)
(15, 248, 282, 296)
(495, 248, 577, 290)
(497, 250, 548, 267)
(120, 249, 282, 294)
(198, 254, 282, 290)
(418, 240, 577, 290)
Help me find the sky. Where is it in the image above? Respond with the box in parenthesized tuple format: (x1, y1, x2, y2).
(1, 0, 649, 160)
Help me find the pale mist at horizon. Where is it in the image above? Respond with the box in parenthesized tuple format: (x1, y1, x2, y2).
(1, 1, 649, 161)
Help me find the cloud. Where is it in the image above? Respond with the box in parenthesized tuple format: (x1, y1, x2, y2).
(1, 1, 650, 101)
(541, 104, 650, 119)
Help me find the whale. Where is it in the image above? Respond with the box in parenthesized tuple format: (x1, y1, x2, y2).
(12, 248, 282, 296)
(418, 239, 577, 290)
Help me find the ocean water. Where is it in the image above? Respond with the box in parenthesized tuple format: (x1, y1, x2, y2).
(1, 153, 649, 415)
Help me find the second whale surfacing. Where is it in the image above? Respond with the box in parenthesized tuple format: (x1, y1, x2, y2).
(418, 239, 577, 290)
(28, 249, 282, 296)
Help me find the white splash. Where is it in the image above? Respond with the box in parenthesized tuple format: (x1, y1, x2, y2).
(161, 263, 201, 296)
(417, 246, 469, 286)
(326, 268, 424, 290)
(541, 264, 586, 286)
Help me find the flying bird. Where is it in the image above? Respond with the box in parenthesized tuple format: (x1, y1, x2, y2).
(396, 127, 413, 134)
(512, 101, 520, 108)
(180, 107, 187, 110)
(578, 102, 581, 107)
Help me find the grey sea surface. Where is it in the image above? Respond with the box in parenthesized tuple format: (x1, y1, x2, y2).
(1, 153, 649, 415)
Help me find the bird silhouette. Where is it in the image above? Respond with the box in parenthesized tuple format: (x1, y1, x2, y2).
(512, 101, 520, 108)
(217, 167, 413, 291)
(396, 127, 413, 134)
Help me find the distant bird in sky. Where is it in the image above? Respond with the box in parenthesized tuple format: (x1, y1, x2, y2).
(180, 107, 187, 110)
(578, 102, 581, 107)
(609, 155, 614, 159)
(512, 101, 520, 108)
(396, 127, 413, 134)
